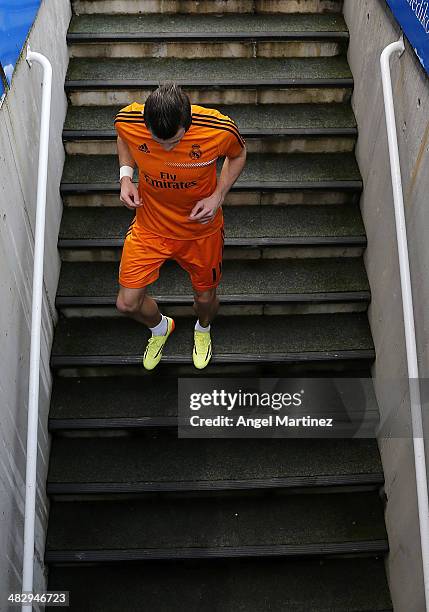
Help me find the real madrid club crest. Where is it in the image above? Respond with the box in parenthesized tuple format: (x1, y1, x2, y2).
(189, 144, 202, 159)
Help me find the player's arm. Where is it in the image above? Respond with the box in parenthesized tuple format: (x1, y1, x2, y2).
(215, 146, 247, 204)
(117, 135, 142, 209)
(189, 146, 247, 225)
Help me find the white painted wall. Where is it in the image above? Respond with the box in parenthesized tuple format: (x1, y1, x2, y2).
(343, 1, 429, 610)
(0, 0, 70, 605)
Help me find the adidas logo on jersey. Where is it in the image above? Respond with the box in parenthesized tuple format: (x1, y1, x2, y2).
(138, 143, 150, 153)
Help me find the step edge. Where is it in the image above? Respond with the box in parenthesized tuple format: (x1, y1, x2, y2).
(57, 236, 367, 248)
(50, 349, 376, 368)
(64, 77, 354, 90)
(62, 127, 358, 140)
(47, 414, 377, 430)
(59, 180, 363, 194)
(46, 473, 384, 494)
(45, 540, 389, 563)
(67, 31, 350, 43)
(55, 292, 371, 306)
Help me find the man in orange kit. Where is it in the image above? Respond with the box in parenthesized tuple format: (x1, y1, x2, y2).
(114, 82, 247, 370)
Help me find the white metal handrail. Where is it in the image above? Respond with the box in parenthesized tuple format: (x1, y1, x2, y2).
(22, 47, 52, 612)
(380, 36, 429, 611)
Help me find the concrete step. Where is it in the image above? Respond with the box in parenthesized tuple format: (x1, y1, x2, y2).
(49, 375, 178, 429)
(57, 257, 370, 301)
(47, 434, 383, 494)
(48, 557, 392, 611)
(65, 56, 353, 105)
(50, 312, 374, 369)
(65, 103, 357, 136)
(45, 490, 387, 562)
(58, 204, 367, 262)
(64, 190, 359, 207)
(49, 374, 375, 429)
(61, 152, 362, 196)
(58, 205, 367, 264)
(64, 103, 357, 155)
(72, 0, 345, 16)
(68, 13, 348, 59)
(56, 258, 370, 317)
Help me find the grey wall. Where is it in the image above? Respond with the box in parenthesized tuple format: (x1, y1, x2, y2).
(0, 0, 70, 604)
(343, 1, 429, 610)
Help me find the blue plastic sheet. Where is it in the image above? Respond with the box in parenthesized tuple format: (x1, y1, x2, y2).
(0, 0, 42, 95)
(385, 0, 429, 75)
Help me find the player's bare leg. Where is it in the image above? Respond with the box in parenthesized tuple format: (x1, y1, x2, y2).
(193, 287, 219, 328)
(116, 285, 175, 370)
(192, 287, 218, 369)
(116, 285, 161, 327)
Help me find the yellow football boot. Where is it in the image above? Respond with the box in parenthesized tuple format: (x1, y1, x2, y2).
(193, 329, 212, 369)
(143, 317, 175, 370)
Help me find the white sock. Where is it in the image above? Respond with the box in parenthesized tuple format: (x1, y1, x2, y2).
(195, 320, 210, 333)
(150, 315, 168, 336)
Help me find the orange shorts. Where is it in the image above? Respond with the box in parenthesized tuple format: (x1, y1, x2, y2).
(119, 223, 225, 292)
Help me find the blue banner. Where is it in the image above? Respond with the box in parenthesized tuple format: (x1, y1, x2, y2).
(386, 0, 429, 74)
(0, 0, 42, 98)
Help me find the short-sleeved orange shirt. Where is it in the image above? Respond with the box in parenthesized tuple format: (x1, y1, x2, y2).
(114, 103, 245, 240)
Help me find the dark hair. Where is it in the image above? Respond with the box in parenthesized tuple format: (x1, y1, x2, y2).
(143, 82, 191, 140)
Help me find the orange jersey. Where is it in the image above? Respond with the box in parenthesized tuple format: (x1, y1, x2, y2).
(114, 103, 245, 240)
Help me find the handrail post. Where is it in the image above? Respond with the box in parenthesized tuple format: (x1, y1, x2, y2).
(380, 37, 429, 611)
(21, 47, 52, 612)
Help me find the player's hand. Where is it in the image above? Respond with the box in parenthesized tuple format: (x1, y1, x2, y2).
(188, 192, 223, 224)
(120, 177, 142, 209)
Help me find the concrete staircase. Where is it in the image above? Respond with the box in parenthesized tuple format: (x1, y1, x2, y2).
(46, 1, 393, 609)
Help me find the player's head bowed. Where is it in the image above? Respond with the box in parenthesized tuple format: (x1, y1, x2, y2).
(144, 82, 192, 141)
